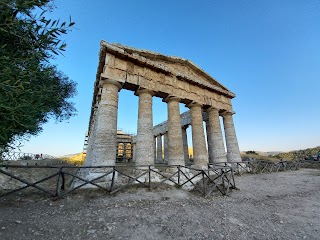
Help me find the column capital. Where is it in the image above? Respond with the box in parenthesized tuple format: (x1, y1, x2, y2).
(186, 101, 203, 109)
(99, 78, 122, 90)
(220, 110, 236, 117)
(206, 106, 220, 113)
(164, 95, 181, 103)
(135, 88, 154, 96)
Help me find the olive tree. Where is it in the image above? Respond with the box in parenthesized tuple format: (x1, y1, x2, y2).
(0, 0, 77, 150)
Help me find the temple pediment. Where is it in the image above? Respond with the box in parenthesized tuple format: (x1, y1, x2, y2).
(97, 41, 235, 99)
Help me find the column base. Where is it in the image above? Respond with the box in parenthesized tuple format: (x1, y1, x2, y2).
(212, 155, 228, 163)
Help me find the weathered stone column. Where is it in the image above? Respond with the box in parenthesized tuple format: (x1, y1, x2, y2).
(221, 111, 242, 162)
(207, 107, 227, 163)
(135, 89, 155, 166)
(154, 137, 157, 161)
(188, 102, 208, 169)
(132, 142, 136, 163)
(91, 79, 121, 166)
(84, 110, 97, 167)
(205, 120, 213, 163)
(156, 135, 162, 162)
(163, 132, 168, 162)
(182, 125, 189, 163)
(166, 96, 185, 166)
(123, 143, 127, 162)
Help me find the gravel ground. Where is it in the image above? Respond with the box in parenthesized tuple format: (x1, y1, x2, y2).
(0, 168, 320, 240)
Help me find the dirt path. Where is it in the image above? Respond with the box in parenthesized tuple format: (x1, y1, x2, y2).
(1, 168, 320, 240)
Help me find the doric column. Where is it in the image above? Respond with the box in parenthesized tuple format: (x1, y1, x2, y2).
(135, 89, 155, 166)
(123, 143, 127, 162)
(163, 132, 168, 162)
(154, 136, 157, 161)
(221, 111, 242, 162)
(188, 102, 208, 169)
(182, 125, 189, 163)
(166, 96, 185, 166)
(91, 79, 121, 166)
(207, 107, 227, 163)
(84, 110, 97, 167)
(156, 135, 162, 162)
(132, 142, 136, 163)
(205, 120, 213, 163)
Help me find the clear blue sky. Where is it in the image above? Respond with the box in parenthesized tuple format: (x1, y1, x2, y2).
(20, 0, 320, 156)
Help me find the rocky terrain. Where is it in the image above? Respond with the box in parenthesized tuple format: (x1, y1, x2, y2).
(0, 168, 320, 240)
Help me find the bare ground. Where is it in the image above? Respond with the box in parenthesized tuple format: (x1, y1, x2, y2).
(0, 168, 320, 240)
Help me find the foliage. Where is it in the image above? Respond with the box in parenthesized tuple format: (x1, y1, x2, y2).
(245, 150, 258, 155)
(0, 0, 76, 150)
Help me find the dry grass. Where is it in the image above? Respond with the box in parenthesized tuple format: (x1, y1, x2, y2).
(60, 152, 86, 165)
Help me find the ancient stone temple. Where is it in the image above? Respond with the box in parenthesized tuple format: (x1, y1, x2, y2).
(85, 40, 241, 170)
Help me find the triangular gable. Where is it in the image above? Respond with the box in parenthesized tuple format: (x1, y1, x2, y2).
(112, 42, 231, 92)
(97, 40, 235, 98)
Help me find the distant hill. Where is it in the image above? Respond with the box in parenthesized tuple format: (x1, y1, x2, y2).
(60, 152, 86, 165)
(59, 153, 82, 158)
(241, 151, 283, 157)
(274, 146, 320, 160)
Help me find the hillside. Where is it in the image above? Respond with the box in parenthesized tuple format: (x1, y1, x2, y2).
(60, 152, 86, 165)
(274, 146, 320, 160)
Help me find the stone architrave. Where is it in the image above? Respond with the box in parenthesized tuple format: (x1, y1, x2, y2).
(135, 89, 155, 166)
(91, 79, 121, 166)
(182, 126, 189, 162)
(156, 135, 162, 162)
(166, 96, 185, 166)
(188, 102, 208, 169)
(222, 111, 242, 162)
(207, 107, 227, 163)
(163, 132, 168, 162)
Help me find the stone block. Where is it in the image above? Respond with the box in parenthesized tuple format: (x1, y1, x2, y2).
(126, 73, 138, 85)
(114, 57, 127, 71)
(105, 53, 115, 67)
(101, 68, 126, 83)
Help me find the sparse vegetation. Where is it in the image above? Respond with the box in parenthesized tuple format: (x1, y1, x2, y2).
(245, 151, 258, 155)
(274, 146, 320, 160)
(241, 152, 276, 162)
